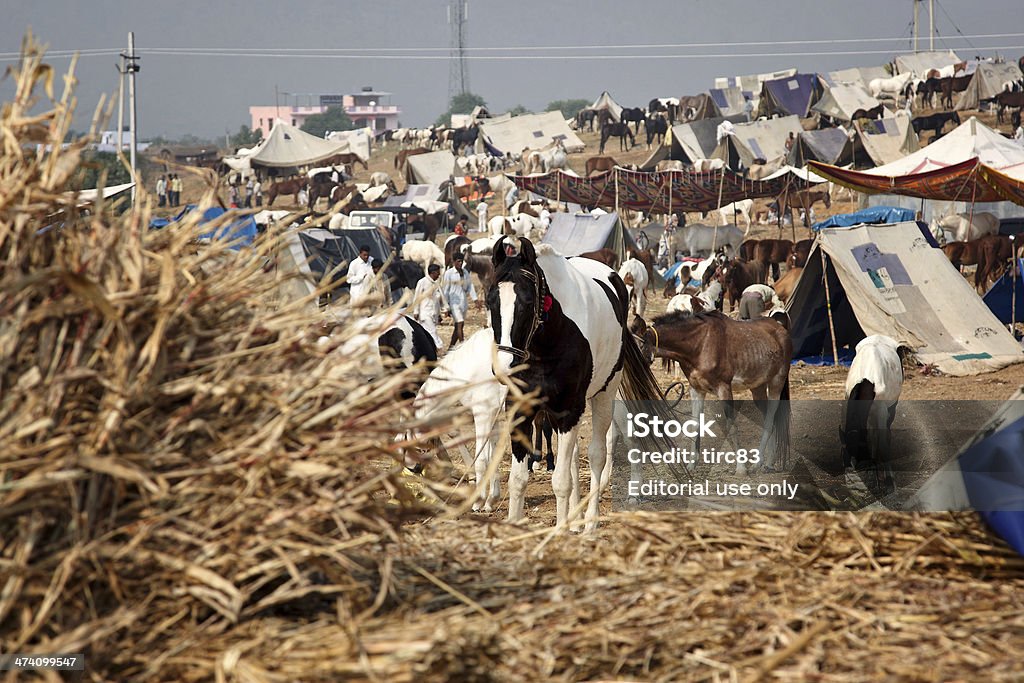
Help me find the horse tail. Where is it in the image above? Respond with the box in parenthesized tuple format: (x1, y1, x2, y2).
(772, 375, 792, 471)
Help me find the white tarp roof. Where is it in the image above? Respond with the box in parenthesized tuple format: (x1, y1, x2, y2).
(405, 150, 457, 185)
(480, 111, 586, 154)
(788, 222, 1024, 376)
(812, 84, 883, 122)
(825, 66, 890, 90)
(761, 165, 829, 183)
(542, 212, 636, 259)
(714, 114, 803, 167)
(894, 50, 961, 76)
(74, 182, 135, 204)
(325, 128, 371, 161)
(956, 61, 1024, 111)
(862, 116, 1024, 176)
(714, 68, 797, 93)
(587, 91, 624, 122)
(855, 115, 920, 167)
(707, 87, 748, 116)
(247, 120, 355, 168)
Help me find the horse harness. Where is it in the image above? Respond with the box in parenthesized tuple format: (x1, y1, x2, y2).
(496, 263, 551, 364)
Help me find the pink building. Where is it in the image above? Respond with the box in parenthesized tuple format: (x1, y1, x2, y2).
(250, 88, 400, 137)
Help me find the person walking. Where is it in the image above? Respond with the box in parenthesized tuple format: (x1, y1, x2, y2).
(244, 177, 254, 208)
(346, 245, 375, 309)
(252, 177, 263, 207)
(229, 183, 240, 208)
(476, 200, 488, 233)
(440, 252, 477, 348)
(172, 174, 183, 206)
(414, 264, 446, 352)
(156, 174, 167, 207)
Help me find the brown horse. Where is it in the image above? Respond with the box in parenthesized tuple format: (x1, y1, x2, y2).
(635, 310, 792, 472)
(324, 152, 368, 171)
(753, 239, 793, 282)
(585, 155, 618, 176)
(265, 177, 307, 206)
(972, 234, 1013, 292)
(719, 259, 767, 311)
(779, 187, 831, 227)
(395, 147, 430, 170)
(787, 239, 814, 268)
(580, 247, 620, 270)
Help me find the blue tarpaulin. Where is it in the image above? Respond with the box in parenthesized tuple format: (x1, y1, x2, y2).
(149, 205, 257, 250)
(761, 73, 822, 117)
(983, 259, 1024, 326)
(960, 413, 1024, 553)
(812, 206, 916, 230)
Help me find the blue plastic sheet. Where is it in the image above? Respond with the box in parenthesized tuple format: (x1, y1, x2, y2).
(960, 414, 1024, 554)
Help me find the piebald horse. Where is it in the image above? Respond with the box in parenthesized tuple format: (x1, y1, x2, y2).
(488, 236, 663, 530)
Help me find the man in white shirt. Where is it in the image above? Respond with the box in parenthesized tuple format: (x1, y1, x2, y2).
(739, 283, 782, 320)
(346, 246, 375, 309)
(440, 253, 478, 347)
(414, 264, 446, 351)
(477, 201, 488, 234)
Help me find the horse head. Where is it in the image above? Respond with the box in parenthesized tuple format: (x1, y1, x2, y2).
(488, 236, 549, 369)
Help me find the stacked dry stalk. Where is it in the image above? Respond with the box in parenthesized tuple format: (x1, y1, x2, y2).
(0, 37, 487, 680)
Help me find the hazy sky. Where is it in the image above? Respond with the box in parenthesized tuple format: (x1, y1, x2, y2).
(2, 0, 1022, 140)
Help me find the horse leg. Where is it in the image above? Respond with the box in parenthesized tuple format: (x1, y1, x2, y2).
(568, 438, 581, 531)
(506, 418, 534, 523)
(759, 373, 791, 472)
(551, 425, 581, 528)
(584, 387, 618, 532)
(472, 403, 501, 512)
(712, 385, 743, 475)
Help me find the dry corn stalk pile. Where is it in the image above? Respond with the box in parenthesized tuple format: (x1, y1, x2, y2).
(2, 39, 1024, 683)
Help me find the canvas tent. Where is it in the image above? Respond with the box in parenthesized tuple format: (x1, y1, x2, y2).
(894, 50, 962, 76)
(853, 115, 920, 167)
(787, 222, 1024, 376)
(810, 117, 1024, 204)
(708, 87, 748, 117)
(956, 61, 1024, 111)
(640, 114, 749, 169)
(713, 114, 803, 169)
(678, 93, 721, 120)
(404, 150, 457, 186)
(480, 111, 585, 154)
(812, 84, 884, 122)
(825, 66, 890, 91)
(756, 73, 824, 118)
(585, 91, 624, 123)
(541, 211, 639, 262)
(788, 127, 856, 166)
(246, 120, 356, 168)
(325, 128, 372, 162)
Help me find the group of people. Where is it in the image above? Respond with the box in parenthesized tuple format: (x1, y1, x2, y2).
(228, 176, 263, 208)
(347, 246, 478, 354)
(155, 174, 183, 208)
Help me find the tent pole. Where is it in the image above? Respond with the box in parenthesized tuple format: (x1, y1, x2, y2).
(1012, 247, 1018, 335)
(556, 169, 561, 209)
(713, 166, 726, 252)
(614, 168, 620, 214)
(821, 249, 841, 366)
(667, 170, 673, 225)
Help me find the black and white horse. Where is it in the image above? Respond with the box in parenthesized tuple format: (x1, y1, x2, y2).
(840, 335, 904, 491)
(487, 236, 663, 531)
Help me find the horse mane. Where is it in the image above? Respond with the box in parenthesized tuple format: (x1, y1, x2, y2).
(652, 309, 727, 326)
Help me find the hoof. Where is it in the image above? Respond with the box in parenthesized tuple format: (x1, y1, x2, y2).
(472, 502, 482, 512)
(483, 502, 494, 513)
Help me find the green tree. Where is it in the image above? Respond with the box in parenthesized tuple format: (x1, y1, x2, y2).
(507, 104, 530, 116)
(70, 151, 132, 190)
(229, 124, 263, 148)
(300, 106, 354, 138)
(545, 99, 591, 120)
(435, 91, 487, 126)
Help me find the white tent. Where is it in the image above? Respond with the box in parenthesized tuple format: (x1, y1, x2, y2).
(787, 222, 1024, 376)
(586, 91, 624, 122)
(826, 66, 890, 91)
(859, 116, 1024, 177)
(246, 120, 356, 168)
(956, 61, 1024, 111)
(812, 84, 884, 122)
(541, 212, 638, 262)
(894, 50, 961, 76)
(713, 114, 803, 168)
(761, 165, 829, 184)
(325, 128, 372, 161)
(404, 150, 458, 186)
(854, 115, 921, 167)
(480, 111, 585, 154)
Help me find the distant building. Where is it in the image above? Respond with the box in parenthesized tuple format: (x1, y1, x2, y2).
(249, 87, 400, 138)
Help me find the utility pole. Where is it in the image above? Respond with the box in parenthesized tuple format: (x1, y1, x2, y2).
(929, 0, 935, 52)
(447, 0, 469, 100)
(913, 0, 919, 53)
(120, 32, 140, 202)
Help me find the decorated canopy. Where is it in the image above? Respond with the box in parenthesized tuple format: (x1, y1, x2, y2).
(509, 167, 789, 213)
(808, 117, 1024, 206)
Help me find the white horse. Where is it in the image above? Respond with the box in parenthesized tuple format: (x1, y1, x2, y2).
(840, 335, 904, 490)
(682, 224, 744, 257)
(412, 329, 508, 511)
(618, 258, 649, 318)
(717, 198, 754, 234)
(692, 158, 725, 173)
(401, 239, 446, 270)
(666, 293, 707, 314)
(490, 236, 664, 531)
(869, 71, 915, 100)
(930, 211, 999, 244)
